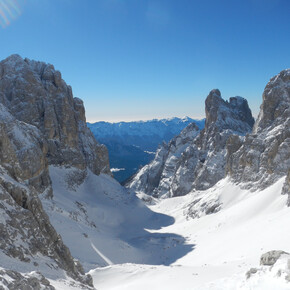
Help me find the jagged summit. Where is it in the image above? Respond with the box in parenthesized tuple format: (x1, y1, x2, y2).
(205, 89, 222, 127)
(254, 68, 290, 133)
(227, 68, 290, 193)
(127, 89, 254, 197)
(205, 89, 254, 133)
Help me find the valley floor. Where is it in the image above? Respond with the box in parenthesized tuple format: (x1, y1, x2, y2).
(88, 177, 290, 290)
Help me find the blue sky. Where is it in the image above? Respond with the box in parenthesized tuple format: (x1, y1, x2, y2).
(0, 0, 289, 122)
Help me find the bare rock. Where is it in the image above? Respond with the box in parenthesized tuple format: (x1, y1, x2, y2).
(245, 267, 258, 279)
(128, 90, 254, 198)
(282, 170, 290, 203)
(245, 250, 290, 285)
(260, 250, 289, 266)
(0, 54, 110, 176)
(0, 55, 109, 287)
(0, 269, 55, 290)
(226, 69, 290, 193)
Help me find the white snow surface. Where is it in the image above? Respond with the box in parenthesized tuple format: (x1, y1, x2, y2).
(40, 167, 290, 289)
(89, 177, 290, 289)
(110, 168, 125, 173)
(41, 166, 184, 271)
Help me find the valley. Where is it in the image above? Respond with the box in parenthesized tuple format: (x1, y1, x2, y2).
(0, 54, 288, 290)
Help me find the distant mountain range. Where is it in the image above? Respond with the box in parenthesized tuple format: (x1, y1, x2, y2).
(88, 117, 205, 183)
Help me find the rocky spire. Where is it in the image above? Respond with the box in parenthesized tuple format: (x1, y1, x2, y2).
(226, 69, 290, 194)
(254, 69, 290, 133)
(205, 89, 254, 133)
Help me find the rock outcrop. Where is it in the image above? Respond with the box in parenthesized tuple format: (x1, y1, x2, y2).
(226, 69, 290, 194)
(0, 54, 112, 287)
(128, 90, 254, 197)
(282, 170, 290, 205)
(0, 105, 92, 287)
(127, 122, 201, 197)
(0, 54, 110, 177)
(260, 250, 289, 266)
(246, 250, 290, 283)
(0, 269, 55, 290)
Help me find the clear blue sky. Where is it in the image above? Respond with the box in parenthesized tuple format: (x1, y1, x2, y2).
(0, 0, 289, 122)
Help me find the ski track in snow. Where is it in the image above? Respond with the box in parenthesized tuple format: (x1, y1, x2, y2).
(90, 242, 113, 266)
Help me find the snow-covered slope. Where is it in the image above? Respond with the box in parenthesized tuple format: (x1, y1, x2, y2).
(41, 166, 192, 272)
(88, 117, 205, 183)
(90, 177, 290, 290)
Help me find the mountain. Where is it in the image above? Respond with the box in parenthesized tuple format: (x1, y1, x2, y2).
(127, 90, 254, 198)
(93, 69, 290, 289)
(226, 69, 290, 194)
(0, 54, 289, 289)
(87, 117, 205, 183)
(0, 54, 113, 288)
(0, 55, 193, 289)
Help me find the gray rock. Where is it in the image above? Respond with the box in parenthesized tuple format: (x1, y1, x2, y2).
(0, 269, 55, 290)
(128, 90, 254, 198)
(0, 54, 110, 176)
(260, 250, 289, 266)
(0, 55, 110, 287)
(226, 69, 290, 194)
(245, 267, 258, 279)
(245, 250, 290, 284)
(282, 170, 290, 204)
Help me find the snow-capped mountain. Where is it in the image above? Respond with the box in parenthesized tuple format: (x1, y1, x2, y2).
(88, 117, 205, 183)
(127, 90, 255, 198)
(0, 54, 289, 290)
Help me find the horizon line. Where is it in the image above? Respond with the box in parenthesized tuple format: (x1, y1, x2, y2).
(86, 115, 206, 124)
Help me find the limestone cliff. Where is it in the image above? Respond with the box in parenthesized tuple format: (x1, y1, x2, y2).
(0, 54, 113, 288)
(128, 90, 254, 197)
(226, 69, 290, 194)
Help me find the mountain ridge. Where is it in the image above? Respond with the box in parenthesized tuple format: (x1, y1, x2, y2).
(88, 117, 205, 182)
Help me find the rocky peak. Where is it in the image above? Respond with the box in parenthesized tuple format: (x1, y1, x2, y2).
(0, 54, 110, 176)
(253, 68, 290, 133)
(226, 69, 290, 194)
(205, 89, 254, 133)
(128, 89, 254, 197)
(205, 89, 223, 127)
(229, 96, 255, 126)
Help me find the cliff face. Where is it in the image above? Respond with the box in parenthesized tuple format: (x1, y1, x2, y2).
(127, 122, 201, 197)
(0, 103, 92, 287)
(0, 54, 110, 177)
(128, 90, 254, 197)
(226, 69, 290, 194)
(0, 54, 112, 287)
